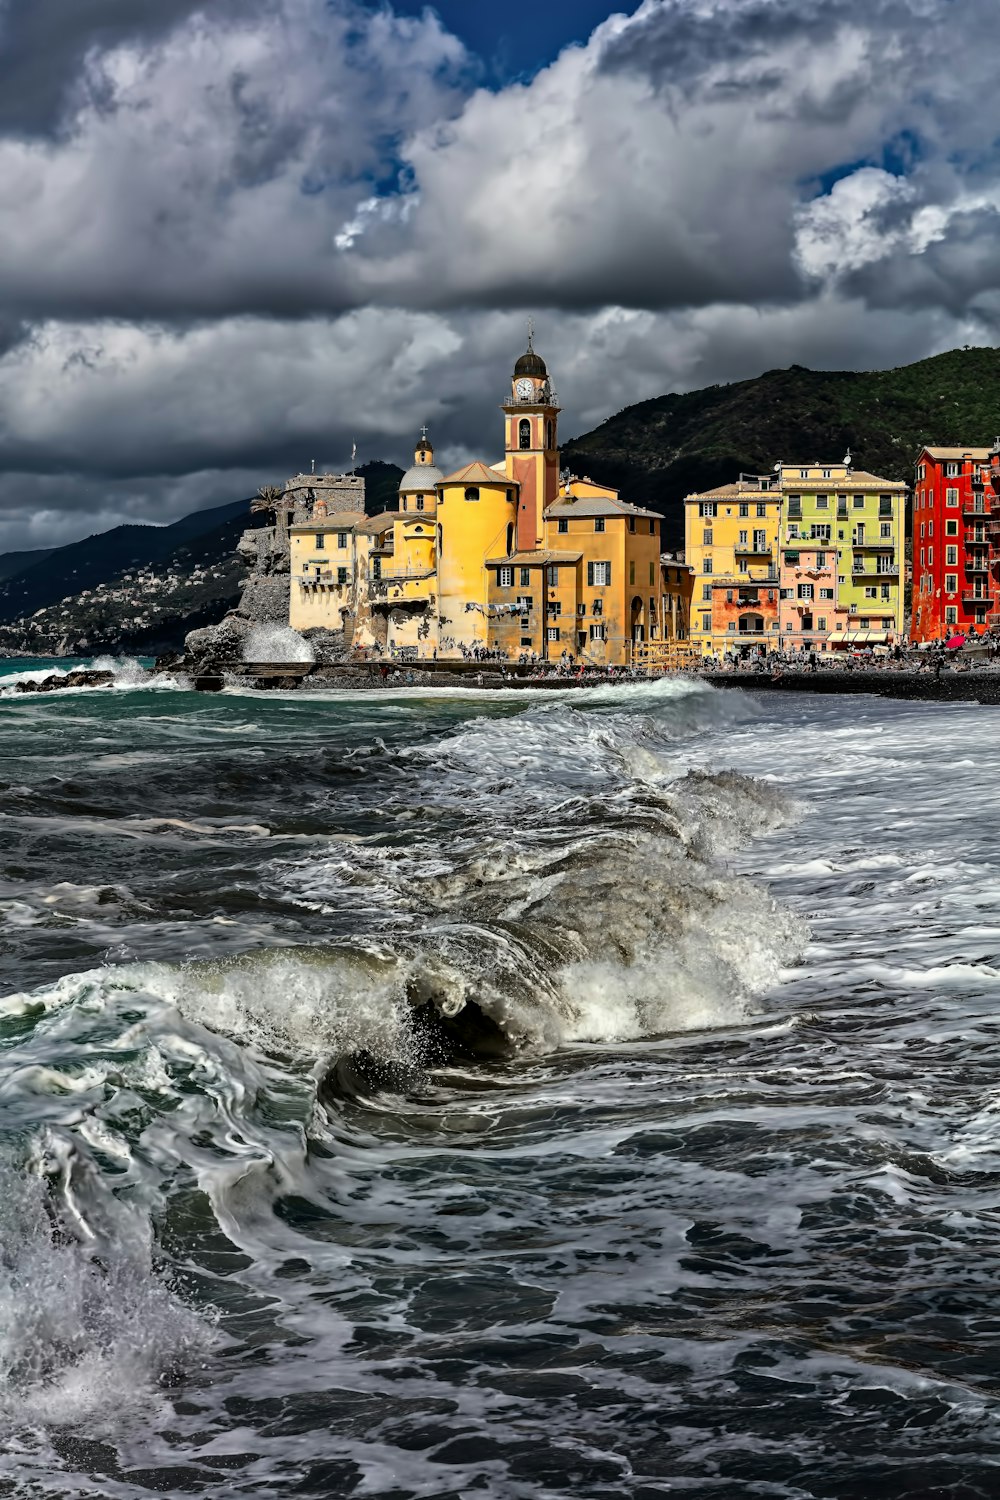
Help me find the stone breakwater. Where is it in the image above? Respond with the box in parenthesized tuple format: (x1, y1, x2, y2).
(704, 669, 1000, 705)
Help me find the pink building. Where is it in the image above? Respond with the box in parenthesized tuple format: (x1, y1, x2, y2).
(778, 541, 839, 652)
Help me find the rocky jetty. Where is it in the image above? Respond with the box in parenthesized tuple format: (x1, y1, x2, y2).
(5, 669, 115, 694)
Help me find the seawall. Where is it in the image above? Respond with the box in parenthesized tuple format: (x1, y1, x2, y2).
(703, 670, 1000, 706)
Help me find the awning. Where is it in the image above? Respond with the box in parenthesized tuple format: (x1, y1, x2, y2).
(828, 631, 847, 644)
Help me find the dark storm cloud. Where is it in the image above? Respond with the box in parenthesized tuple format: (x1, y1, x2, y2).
(0, 0, 999, 554)
(0, 0, 237, 136)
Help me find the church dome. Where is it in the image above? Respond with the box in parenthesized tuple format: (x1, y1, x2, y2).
(399, 462, 443, 492)
(514, 347, 547, 378)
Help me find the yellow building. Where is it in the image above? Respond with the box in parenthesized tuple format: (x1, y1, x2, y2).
(684, 476, 782, 655)
(285, 342, 668, 666)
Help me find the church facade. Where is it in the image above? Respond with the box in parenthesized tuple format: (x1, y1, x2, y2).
(288, 342, 691, 665)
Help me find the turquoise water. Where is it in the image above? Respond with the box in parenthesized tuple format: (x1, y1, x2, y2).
(2, 659, 1000, 1498)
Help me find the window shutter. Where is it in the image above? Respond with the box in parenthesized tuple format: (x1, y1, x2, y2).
(587, 562, 595, 586)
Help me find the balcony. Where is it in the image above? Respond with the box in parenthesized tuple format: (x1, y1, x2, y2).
(852, 537, 894, 550)
(852, 565, 900, 580)
(965, 558, 990, 574)
(370, 567, 435, 582)
(963, 592, 993, 606)
(963, 503, 992, 519)
(734, 544, 773, 559)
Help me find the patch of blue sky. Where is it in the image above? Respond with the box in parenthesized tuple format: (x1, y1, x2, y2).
(805, 129, 924, 198)
(368, 0, 625, 84)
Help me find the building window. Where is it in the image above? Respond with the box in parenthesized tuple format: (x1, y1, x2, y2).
(546, 420, 555, 450)
(799, 469, 809, 478)
(703, 557, 713, 573)
(946, 488, 959, 506)
(945, 520, 958, 536)
(945, 573, 957, 592)
(702, 528, 713, 546)
(465, 487, 480, 502)
(816, 551, 827, 567)
(629, 561, 636, 584)
(946, 546, 958, 565)
(699, 503, 717, 518)
(739, 502, 749, 517)
(798, 584, 814, 599)
(629, 517, 636, 533)
(879, 497, 893, 517)
(519, 419, 531, 450)
(520, 567, 531, 587)
(546, 565, 559, 586)
(520, 637, 533, 647)
(557, 518, 568, 534)
(880, 522, 891, 538)
(336, 532, 348, 549)
(738, 530, 748, 546)
(818, 617, 827, 631)
(589, 561, 612, 586)
(415, 495, 425, 511)
(315, 533, 325, 549)
(702, 584, 712, 601)
(819, 587, 833, 599)
(595, 518, 606, 533)
(946, 462, 960, 477)
(859, 618, 870, 629)
(517, 594, 533, 611)
(816, 495, 829, 509)
(337, 567, 349, 585)
(649, 562, 655, 585)
(590, 623, 606, 641)
(811, 525, 831, 541)
(880, 586, 890, 601)
(928, 547, 934, 564)
(756, 503, 767, 518)
(945, 605, 958, 624)
(547, 599, 561, 616)
(865, 587, 877, 599)
(592, 598, 603, 616)
(853, 496, 865, 508)
(499, 566, 514, 588)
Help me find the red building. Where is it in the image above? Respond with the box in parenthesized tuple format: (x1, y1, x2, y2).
(911, 445, 999, 642)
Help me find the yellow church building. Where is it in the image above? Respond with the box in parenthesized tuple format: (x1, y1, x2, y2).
(288, 342, 689, 665)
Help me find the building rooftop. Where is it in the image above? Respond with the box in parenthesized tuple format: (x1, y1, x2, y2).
(684, 480, 777, 500)
(546, 495, 661, 520)
(486, 549, 583, 568)
(920, 447, 993, 461)
(289, 511, 369, 532)
(780, 471, 907, 490)
(440, 461, 518, 487)
(399, 463, 444, 491)
(354, 511, 401, 535)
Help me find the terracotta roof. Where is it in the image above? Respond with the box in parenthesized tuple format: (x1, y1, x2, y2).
(354, 511, 401, 534)
(440, 461, 517, 487)
(289, 512, 365, 532)
(781, 471, 906, 490)
(684, 482, 776, 500)
(546, 496, 661, 520)
(485, 550, 582, 567)
(920, 447, 993, 461)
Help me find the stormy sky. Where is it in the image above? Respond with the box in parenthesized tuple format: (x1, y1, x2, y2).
(1, 0, 998, 553)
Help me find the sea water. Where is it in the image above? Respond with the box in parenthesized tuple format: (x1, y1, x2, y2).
(1, 663, 998, 1498)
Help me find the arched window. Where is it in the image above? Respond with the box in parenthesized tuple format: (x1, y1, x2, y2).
(465, 487, 480, 502)
(546, 420, 554, 450)
(506, 522, 515, 556)
(519, 419, 531, 451)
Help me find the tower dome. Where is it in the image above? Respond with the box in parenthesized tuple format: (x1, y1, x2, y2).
(399, 427, 443, 493)
(514, 345, 547, 379)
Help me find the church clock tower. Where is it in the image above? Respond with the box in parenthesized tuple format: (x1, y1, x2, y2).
(503, 334, 561, 552)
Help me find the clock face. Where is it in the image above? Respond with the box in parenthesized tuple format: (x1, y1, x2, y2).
(515, 378, 534, 400)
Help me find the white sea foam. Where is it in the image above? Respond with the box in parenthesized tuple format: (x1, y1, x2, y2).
(242, 623, 315, 662)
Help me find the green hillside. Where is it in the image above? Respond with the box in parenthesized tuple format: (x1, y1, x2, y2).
(563, 346, 1000, 545)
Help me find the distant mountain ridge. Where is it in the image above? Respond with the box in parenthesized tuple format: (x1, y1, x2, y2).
(563, 346, 1000, 544)
(0, 460, 404, 654)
